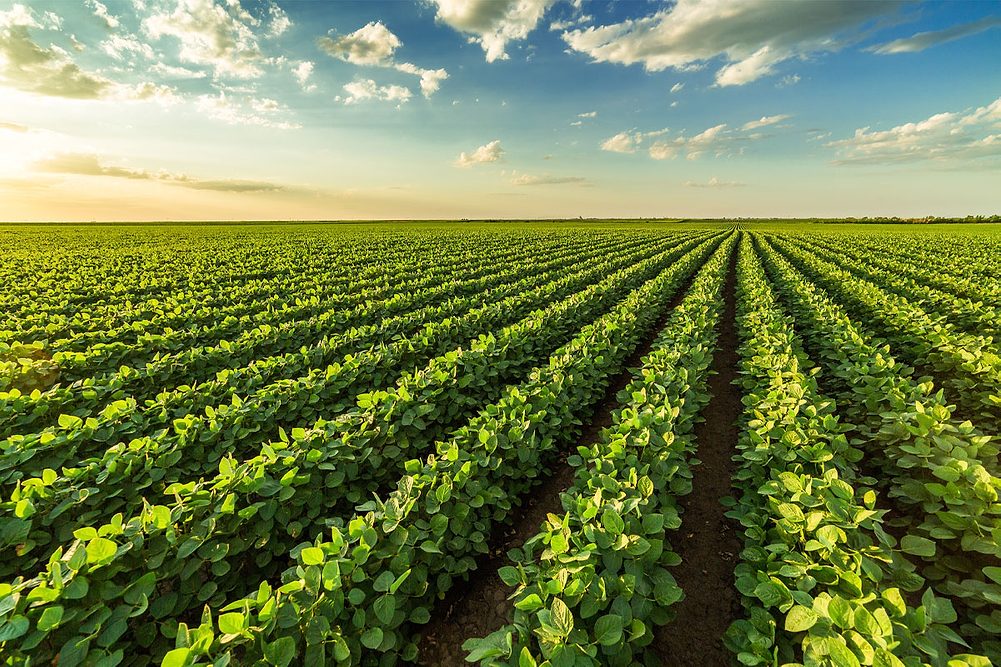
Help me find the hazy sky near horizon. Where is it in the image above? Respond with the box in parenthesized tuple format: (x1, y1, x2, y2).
(1, 0, 999, 221)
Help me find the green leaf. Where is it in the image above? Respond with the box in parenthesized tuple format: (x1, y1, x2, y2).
(0, 615, 29, 641)
(86, 537, 117, 565)
(389, 569, 411, 594)
(873, 649, 906, 667)
(900, 535, 936, 558)
(983, 567, 1001, 585)
(514, 593, 544, 612)
(219, 612, 245, 635)
(300, 547, 324, 565)
(881, 588, 906, 618)
(785, 605, 819, 633)
(601, 509, 624, 535)
(551, 598, 573, 636)
(37, 605, 64, 632)
(374, 595, 396, 625)
(828, 597, 853, 629)
(518, 646, 538, 667)
(463, 629, 512, 662)
(498, 566, 521, 587)
(161, 648, 192, 667)
(594, 614, 623, 646)
(264, 636, 296, 667)
(361, 627, 384, 650)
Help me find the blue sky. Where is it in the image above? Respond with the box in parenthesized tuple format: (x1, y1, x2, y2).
(0, 0, 999, 220)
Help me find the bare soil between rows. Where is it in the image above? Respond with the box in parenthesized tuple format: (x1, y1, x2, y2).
(651, 241, 742, 666)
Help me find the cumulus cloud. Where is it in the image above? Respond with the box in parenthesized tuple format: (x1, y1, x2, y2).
(394, 62, 448, 97)
(86, 0, 120, 30)
(35, 151, 287, 192)
(455, 139, 504, 167)
(267, 2, 291, 37)
(125, 81, 180, 104)
(151, 62, 208, 79)
(650, 124, 728, 160)
(578, 111, 597, 118)
(600, 129, 668, 154)
(196, 92, 302, 128)
(318, 21, 399, 66)
(827, 96, 1001, 167)
(144, 0, 265, 79)
(0, 6, 112, 99)
(869, 16, 1001, 55)
(601, 132, 637, 153)
(563, 0, 902, 86)
(510, 172, 587, 186)
(430, 0, 558, 62)
(604, 118, 783, 160)
(292, 60, 315, 91)
(549, 14, 591, 31)
(102, 34, 155, 60)
(317, 21, 448, 98)
(338, 79, 412, 105)
(670, 82, 684, 93)
(742, 114, 791, 130)
(685, 176, 746, 188)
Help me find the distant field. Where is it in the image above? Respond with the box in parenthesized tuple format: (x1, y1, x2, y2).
(1, 222, 999, 666)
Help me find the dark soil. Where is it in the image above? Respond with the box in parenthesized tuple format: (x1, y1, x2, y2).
(417, 256, 710, 666)
(652, 242, 743, 667)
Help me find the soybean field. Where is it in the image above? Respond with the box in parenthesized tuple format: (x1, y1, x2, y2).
(1, 221, 1000, 667)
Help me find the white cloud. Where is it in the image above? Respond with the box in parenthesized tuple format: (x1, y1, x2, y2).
(650, 123, 728, 160)
(605, 118, 782, 161)
(578, 111, 597, 118)
(86, 0, 120, 30)
(742, 114, 791, 130)
(685, 176, 746, 188)
(777, 74, 801, 87)
(0, 4, 36, 29)
(394, 62, 449, 98)
(600, 128, 669, 154)
(267, 2, 291, 37)
(35, 151, 288, 193)
(125, 81, 180, 105)
(0, 6, 112, 99)
(196, 92, 302, 128)
(338, 79, 412, 106)
(563, 0, 902, 86)
(102, 34, 155, 60)
(151, 62, 207, 79)
(670, 82, 684, 93)
(318, 21, 448, 98)
(430, 0, 558, 62)
(601, 131, 639, 153)
(292, 60, 315, 92)
(869, 16, 1001, 55)
(827, 96, 1001, 167)
(317, 21, 400, 66)
(144, 0, 265, 79)
(550, 14, 591, 31)
(511, 171, 587, 186)
(40, 11, 62, 30)
(456, 139, 504, 167)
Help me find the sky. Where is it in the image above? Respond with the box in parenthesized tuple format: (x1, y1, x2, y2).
(0, 0, 999, 221)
